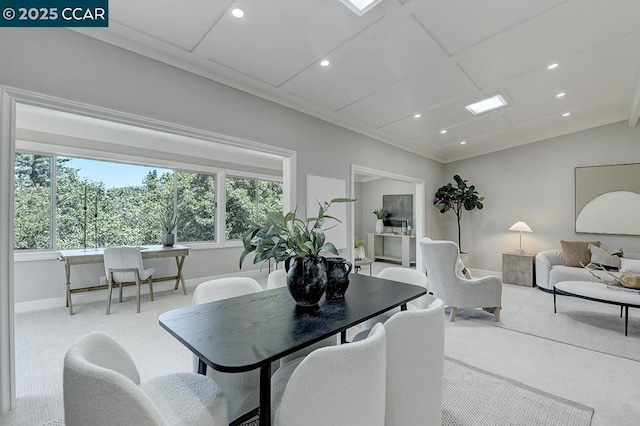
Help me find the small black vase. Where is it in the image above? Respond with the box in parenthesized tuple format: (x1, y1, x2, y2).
(325, 257, 353, 299)
(284, 256, 328, 307)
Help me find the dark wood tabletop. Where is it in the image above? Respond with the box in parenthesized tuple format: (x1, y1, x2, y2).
(159, 273, 426, 373)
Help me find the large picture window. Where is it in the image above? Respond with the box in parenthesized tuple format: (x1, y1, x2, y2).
(177, 171, 216, 243)
(225, 176, 283, 240)
(14, 153, 52, 250)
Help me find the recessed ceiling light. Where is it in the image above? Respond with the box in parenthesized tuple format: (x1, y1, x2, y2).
(231, 8, 244, 18)
(320, 60, 330, 67)
(339, 0, 383, 16)
(562, 112, 571, 117)
(556, 92, 566, 98)
(465, 95, 508, 115)
(547, 63, 559, 70)
(440, 130, 447, 134)
(460, 141, 466, 145)
(413, 113, 422, 119)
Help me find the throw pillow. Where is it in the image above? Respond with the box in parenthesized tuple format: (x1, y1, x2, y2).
(560, 240, 601, 267)
(620, 258, 640, 274)
(589, 244, 622, 271)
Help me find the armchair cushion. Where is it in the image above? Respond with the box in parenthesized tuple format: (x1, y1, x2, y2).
(560, 240, 600, 267)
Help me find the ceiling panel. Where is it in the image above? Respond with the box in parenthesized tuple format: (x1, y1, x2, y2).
(340, 61, 478, 128)
(410, 0, 567, 55)
(414, 113, 513, 149)
(196, 0, 395, 87)
(110, 0, 231, 51)
(282, 16, 448, 111)
(455, 0, 638, 88)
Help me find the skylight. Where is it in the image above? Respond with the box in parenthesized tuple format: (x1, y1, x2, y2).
(340, 0, 383, 16)
(465, 95, 508, 115)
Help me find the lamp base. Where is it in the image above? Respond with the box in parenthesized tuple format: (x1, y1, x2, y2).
(515, 248, 525, 255)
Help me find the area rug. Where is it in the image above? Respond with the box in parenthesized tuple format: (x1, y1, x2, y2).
(454, 286, 640, 363)
(444, 357, 593, 425)
(42, 358, 592, 426)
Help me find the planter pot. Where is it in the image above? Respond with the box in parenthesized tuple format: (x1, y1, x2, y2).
(325, 257, 353, 299)
(375, 219, 384, 233)
(285, 256, 328, 307)
(161, 233, 175, 246)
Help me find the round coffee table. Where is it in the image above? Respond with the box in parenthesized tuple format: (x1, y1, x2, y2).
(354, 258, 374, 276)
(554, 280, 640, 336)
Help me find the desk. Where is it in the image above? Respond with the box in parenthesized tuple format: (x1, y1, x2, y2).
(58, 245, 190, 315)
(159, 274, 425, 426)
(367, 233, 416, 267)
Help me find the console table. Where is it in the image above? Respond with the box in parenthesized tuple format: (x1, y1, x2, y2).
(58, 244, 190, 315)
(367, 233, 415, 267)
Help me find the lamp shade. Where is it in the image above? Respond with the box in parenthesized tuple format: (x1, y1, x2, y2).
(509, 221, 532, 233)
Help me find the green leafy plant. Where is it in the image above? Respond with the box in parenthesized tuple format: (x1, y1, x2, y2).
(159, 208, 179, 234)
(354, 239, 366, 250)
(373, 209, 388, 219)
(433, 175, 484, 251)
(239, 198, 356, 268)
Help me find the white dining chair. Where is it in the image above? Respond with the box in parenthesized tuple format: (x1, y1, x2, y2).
(103, 246, 154, 314)
(384, 299, 445, 426)
(271, 323, 387, 426)
(64, 332, 227, 426)
(192, 277, 262, 423)
(267, 268, 287, 289)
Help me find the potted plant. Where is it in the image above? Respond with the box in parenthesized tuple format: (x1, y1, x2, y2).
(433, 175, 484, 253)
(159, 208, 179, 246)
(372, 209, 388, 233)
(240, 198, 355, 306)
(354, 239, 366, 260)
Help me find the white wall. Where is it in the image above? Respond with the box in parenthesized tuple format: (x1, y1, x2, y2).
(0, 28, 444, 304)
(443, 121, 640, 272)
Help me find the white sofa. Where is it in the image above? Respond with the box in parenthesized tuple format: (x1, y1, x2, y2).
(535, 249, 640, 291)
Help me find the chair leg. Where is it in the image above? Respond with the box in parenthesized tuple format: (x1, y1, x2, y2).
(148, 277, 154, 301)
(450, 307, 458, 322)
(106, 280, 113, 315)
(494, 307, 501, 322)
(136, 278, 141, 313)
(119, 282, 123, 303)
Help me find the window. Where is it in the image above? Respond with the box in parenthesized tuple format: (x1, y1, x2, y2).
(225, 176, 283, 240)
(14, 153, 52, 250)
(177, 171, 216, 242)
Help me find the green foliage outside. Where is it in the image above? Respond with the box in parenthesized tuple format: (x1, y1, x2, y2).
(14, 153, 283, 250)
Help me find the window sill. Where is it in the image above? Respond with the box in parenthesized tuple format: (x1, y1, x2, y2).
(14, 241, 245, 262)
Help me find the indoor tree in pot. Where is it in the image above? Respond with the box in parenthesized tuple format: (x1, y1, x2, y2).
(433, 175, 484, 256)
(239, 198, 355, 307)
(159, 208, 179, 246)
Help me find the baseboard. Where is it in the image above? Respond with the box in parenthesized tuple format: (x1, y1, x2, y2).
(15, 269, 267, 314)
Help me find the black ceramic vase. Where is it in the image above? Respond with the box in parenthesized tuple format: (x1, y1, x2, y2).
(325, 257, 353, 299)
(284, 255, 328, 307)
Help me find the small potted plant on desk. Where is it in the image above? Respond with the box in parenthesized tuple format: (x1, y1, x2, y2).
(239, 198, 355, 307)
(159, 209, 179, 247)
(373, 209, 388, 234)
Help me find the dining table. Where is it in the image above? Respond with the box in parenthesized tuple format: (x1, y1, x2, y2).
(159, 273, 427, 426)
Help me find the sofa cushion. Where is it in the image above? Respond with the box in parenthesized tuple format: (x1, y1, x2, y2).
(589, 244, 622, 270)
(549, 265, 618, 287)
(560, 240, 601, 267)
(620, 258, 640, 274)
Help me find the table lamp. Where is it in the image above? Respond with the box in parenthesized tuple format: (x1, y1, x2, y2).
(509, 221, 532, 255)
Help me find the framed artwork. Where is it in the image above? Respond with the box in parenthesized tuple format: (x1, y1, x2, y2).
(383, 194, 413, 227)
(575, 163, 640, 235)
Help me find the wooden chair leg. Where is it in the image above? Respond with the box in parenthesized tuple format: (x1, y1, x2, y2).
(494, 307, 501, 322)
(148, 277, 154, 301)
(136, 277, 141, 313)
(106, 280, 113, 315)
(450, 307, 458, 322)
(119, 281, 123, 303)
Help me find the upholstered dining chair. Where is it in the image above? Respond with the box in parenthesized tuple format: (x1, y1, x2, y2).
(419, 237, 502, 322)
(192, 277, 263, 423)
(64, 332, 227, 426)
(384, 299, 445, 426)
(360, 267, 432, 330)
(267, 268, 287, 289)
(271, 323, 387, 426)
(103, 246, 154, 314)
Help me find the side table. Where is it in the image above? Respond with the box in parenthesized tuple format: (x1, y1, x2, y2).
(502, 252, 536, 287)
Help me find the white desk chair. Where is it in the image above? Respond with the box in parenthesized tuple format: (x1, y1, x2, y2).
(64, 332, 227, 426)
(267, 269, 287, 289)
(103, 246, 154, 314)
(271, 323, 387, 426)
(192, 277, 263, 423)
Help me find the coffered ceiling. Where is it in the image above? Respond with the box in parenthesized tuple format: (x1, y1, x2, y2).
(73, 0, 640, 163)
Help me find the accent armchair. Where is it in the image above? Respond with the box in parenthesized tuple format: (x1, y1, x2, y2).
(419, 237, 502, 322)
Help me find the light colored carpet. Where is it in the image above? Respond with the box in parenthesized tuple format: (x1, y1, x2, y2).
(443, 358, 593, 425)
(452, 284, 640, 362)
